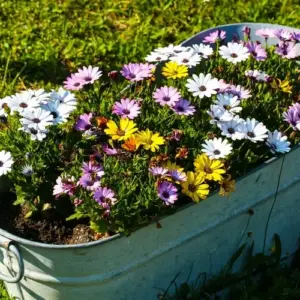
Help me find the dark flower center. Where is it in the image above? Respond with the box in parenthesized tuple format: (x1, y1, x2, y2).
(228, 128, 235, 134)
(30, 128, 38, 135)
(231, 53, 238, 58)
(188, 184, 197, 192)
(123, 109, 130, 114)
(0, 116, 7, 123)
(129, 73, 136, 79)
(74, 82, 81, 87)
(182, 58, 189, 63)
(51, 112, 58, 118)
(213, 149, 221, 155)
(215, 117, 220, 121)
(19, 103, 28, 108)
(86, 180, 93, 186)
(199, 85, 206, 91)
(0, 161, 3, 167)
(99, 196, 105, 202)
(162, 191, 170, 199)
(247, 132, 255, 138)
(32, 118, 40, 123)
(252, 51, 257, 57)
(223, 105, 231, 110)
(84, 76, 92, 82)
(204, 166, 213, 174)
(177, 106, 184, 112)
(117, 129, 125, 136)
(85, 124, 92, 130)
(156, 57, 161, 61)
(270, 144, 277, 150)
(163, 96, 171, 102)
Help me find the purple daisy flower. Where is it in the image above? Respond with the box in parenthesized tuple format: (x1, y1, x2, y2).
(171, 99, 196, 116)
(245, 42, 267, 61)
(168, 170, 187, 182)
(53, 175, 76, 198)
(275, 41, 300, 59)
(203, 30, 226, 44)
(64, 74, 85, 91)
(94, 187, 117, 206)
(291, 31, 300, 42)
(243, 26, 251, 40)
(149, 166, 168, 176)
(112, 98, 141, 119)
(157, 181, 178, 206)
(153, 86, 181, 107)
(82, 161, 104, 179)
(121, 63, 154, 82)
(255, 28, 276, 39)
(102, 144, 118, 156)
(283, 103, 300, 130)
(274, 29, 292, 41)
(226, 84, 252, 100)
(74, 66, 102, 84)
(79, 174, 101, 191)
(74, 113, 93, 131)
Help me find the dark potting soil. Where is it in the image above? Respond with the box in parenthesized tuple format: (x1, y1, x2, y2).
(0, 192, 99, 245)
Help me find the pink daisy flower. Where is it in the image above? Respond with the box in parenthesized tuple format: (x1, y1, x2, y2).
(121, 63, 154, 82)
(63, 74, 85, 91)
(112, 98, 141, 119)
(153, 86, 181, 107)
(74, 66, 102, 84)
(255, 28, 276, 39)
(203, 30, 226, 44)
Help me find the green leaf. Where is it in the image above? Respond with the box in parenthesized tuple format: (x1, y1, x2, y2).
(90, 219, 108, 233)
(66, 212, 86, 221)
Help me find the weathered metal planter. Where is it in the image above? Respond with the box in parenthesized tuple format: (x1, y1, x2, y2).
(1, 23, 300, 300)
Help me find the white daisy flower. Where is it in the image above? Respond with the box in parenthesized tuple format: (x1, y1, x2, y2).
(25, 89, 51, 104)
(169, 50, 201, 67)
(19, 126, 48, 141)
(201, 138, 232, 159)
(239, 118, 268, 143)
(154, 44, 189, 56)
(145, 52, 169, 62)
(41, 100, 73, 125)
(6, 92, 40, 114)
(22, 164, 34, 176)
(214, 93, 242, 114)
(207, 105, 233, 125)
(266, 130, 291, 154)
(192, 43, 213, 58)
(50, 88, 77, 108)
(219, 42, 250, 64)
(217, 116, 245, 140)
(255, 71, 270, 82)
(20, 107, 53, 131)
(0, 150, 14, 176)
(186, 73, 219, 98)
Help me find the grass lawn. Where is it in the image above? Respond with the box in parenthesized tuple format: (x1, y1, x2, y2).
(0, 0, 299, 298)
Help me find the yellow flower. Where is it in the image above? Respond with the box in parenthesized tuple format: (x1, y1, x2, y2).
(122, 136, 139, 152)
(135, 129, 165, 152)
(181, 172, 210, 202)
(194, 153, 226, 181)
(270, 78, 292, 94)
(162, 61, 188, 79)
(104, 118, 137, 141)
(219, 175, 235, 197)
(163, 160, 184, 172)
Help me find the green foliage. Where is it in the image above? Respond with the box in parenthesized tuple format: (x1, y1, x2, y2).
(164, 235, 300, 300)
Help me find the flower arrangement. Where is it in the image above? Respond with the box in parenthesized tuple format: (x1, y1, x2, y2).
(0, 27, 299, 240)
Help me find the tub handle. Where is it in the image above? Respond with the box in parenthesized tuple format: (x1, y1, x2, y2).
(0, 236, 24, 283)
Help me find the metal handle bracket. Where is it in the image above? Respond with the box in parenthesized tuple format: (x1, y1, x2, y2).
(0, 236, 24, 283)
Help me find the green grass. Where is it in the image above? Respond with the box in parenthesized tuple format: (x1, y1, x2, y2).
(0, 0, 299, 298)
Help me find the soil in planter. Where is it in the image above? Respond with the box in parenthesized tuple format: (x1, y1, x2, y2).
(0, 192, 100, 244)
